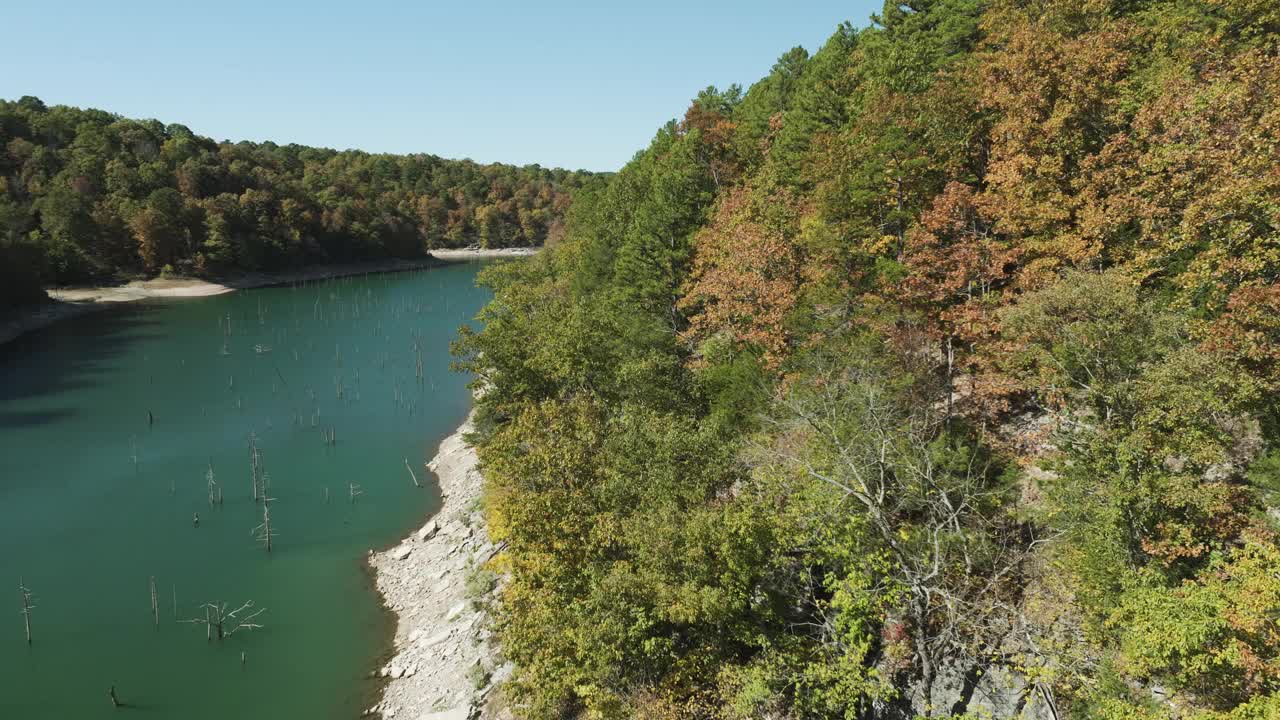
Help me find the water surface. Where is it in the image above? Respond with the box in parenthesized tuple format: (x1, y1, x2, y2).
(0, 262, 491, 718)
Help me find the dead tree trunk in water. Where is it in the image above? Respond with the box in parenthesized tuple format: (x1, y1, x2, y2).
(414, 339, 424, 383)
(183, 600, 265, 641)
(247, 434, 262, 502)
(206, 461, 218, 507)
(254, 496, 276, 553)
(149, 576, 158, 628)
(19, 578, 34, 644)
(404, 458, 421, 488)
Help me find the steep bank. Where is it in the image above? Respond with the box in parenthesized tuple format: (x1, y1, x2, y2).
(0, 249, 536, 347)
(367, 411, 507, 720)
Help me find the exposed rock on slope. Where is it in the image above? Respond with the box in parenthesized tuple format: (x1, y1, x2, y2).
(368, 412, 509, 719)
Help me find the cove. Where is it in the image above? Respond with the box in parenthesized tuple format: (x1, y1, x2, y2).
(0, 261, 493, 718)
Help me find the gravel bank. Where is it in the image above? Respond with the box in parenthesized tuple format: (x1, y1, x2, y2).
(429, 247, 537, 261)
(366, 411, 508, 720)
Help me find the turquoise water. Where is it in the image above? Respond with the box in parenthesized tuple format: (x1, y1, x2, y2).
(0, 262, 492, 718)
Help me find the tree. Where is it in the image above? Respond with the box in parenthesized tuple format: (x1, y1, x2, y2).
(182, 600, 265, 642)
(1111, 528, 1280, 711)
(129, 189, 186, 273)
(679, 186, 805, 368)
(976, 0, 1133, 283)
(766, 341, 1035, 716)
(0, 95, 596, 298)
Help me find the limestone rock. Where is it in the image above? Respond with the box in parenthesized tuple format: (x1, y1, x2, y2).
(417, 519, 439, 542)
(445, 602, 466, 621)
(423, 628, 451, 647)
(418, 706, 470, 720)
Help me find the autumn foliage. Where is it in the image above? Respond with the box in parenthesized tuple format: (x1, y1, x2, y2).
(680, 187, 806, 367)
(459, 1, 1280, 717)
(0, 96, 599, 301)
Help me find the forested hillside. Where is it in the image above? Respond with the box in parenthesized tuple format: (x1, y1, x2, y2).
(457, 1, 1280, 718)
(0, 96, 599, 306)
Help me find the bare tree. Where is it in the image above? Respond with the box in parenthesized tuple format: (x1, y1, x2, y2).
(764, 353, 1045, 716)
(414, 337, 424, 383)
(182, 600, 265, 641)
(404, 458, 421, 488)
(19, 578, 34, 644)
(349, 483, 363, 503)
(247, 433, 259, 502)
(247, 434, 264, 502)
(253, 496, 277, 553)
(206, 461, 219, 507)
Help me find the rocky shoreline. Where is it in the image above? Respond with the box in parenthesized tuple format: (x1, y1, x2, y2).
(367, 411, 508, 720)
(429, 247, 537, 261)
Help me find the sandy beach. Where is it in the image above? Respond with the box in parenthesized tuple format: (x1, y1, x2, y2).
(1, 249, 538, 347)
(366, 411, 507, 720)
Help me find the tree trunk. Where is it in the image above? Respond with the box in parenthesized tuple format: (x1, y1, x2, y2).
(913, 598, 936, 718)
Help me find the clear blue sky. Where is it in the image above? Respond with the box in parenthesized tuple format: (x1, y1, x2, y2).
(0, 1, 881, 171)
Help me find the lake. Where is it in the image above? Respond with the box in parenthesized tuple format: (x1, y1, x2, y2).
(0, 261, 492, 718)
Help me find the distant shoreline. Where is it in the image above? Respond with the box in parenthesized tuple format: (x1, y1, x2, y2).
(0, 248, 537, 348)
(429, 247, 538, 261)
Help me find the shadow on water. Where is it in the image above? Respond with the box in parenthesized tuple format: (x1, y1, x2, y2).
(0, 305, 165, 411)
(0, 407, 78, 428)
